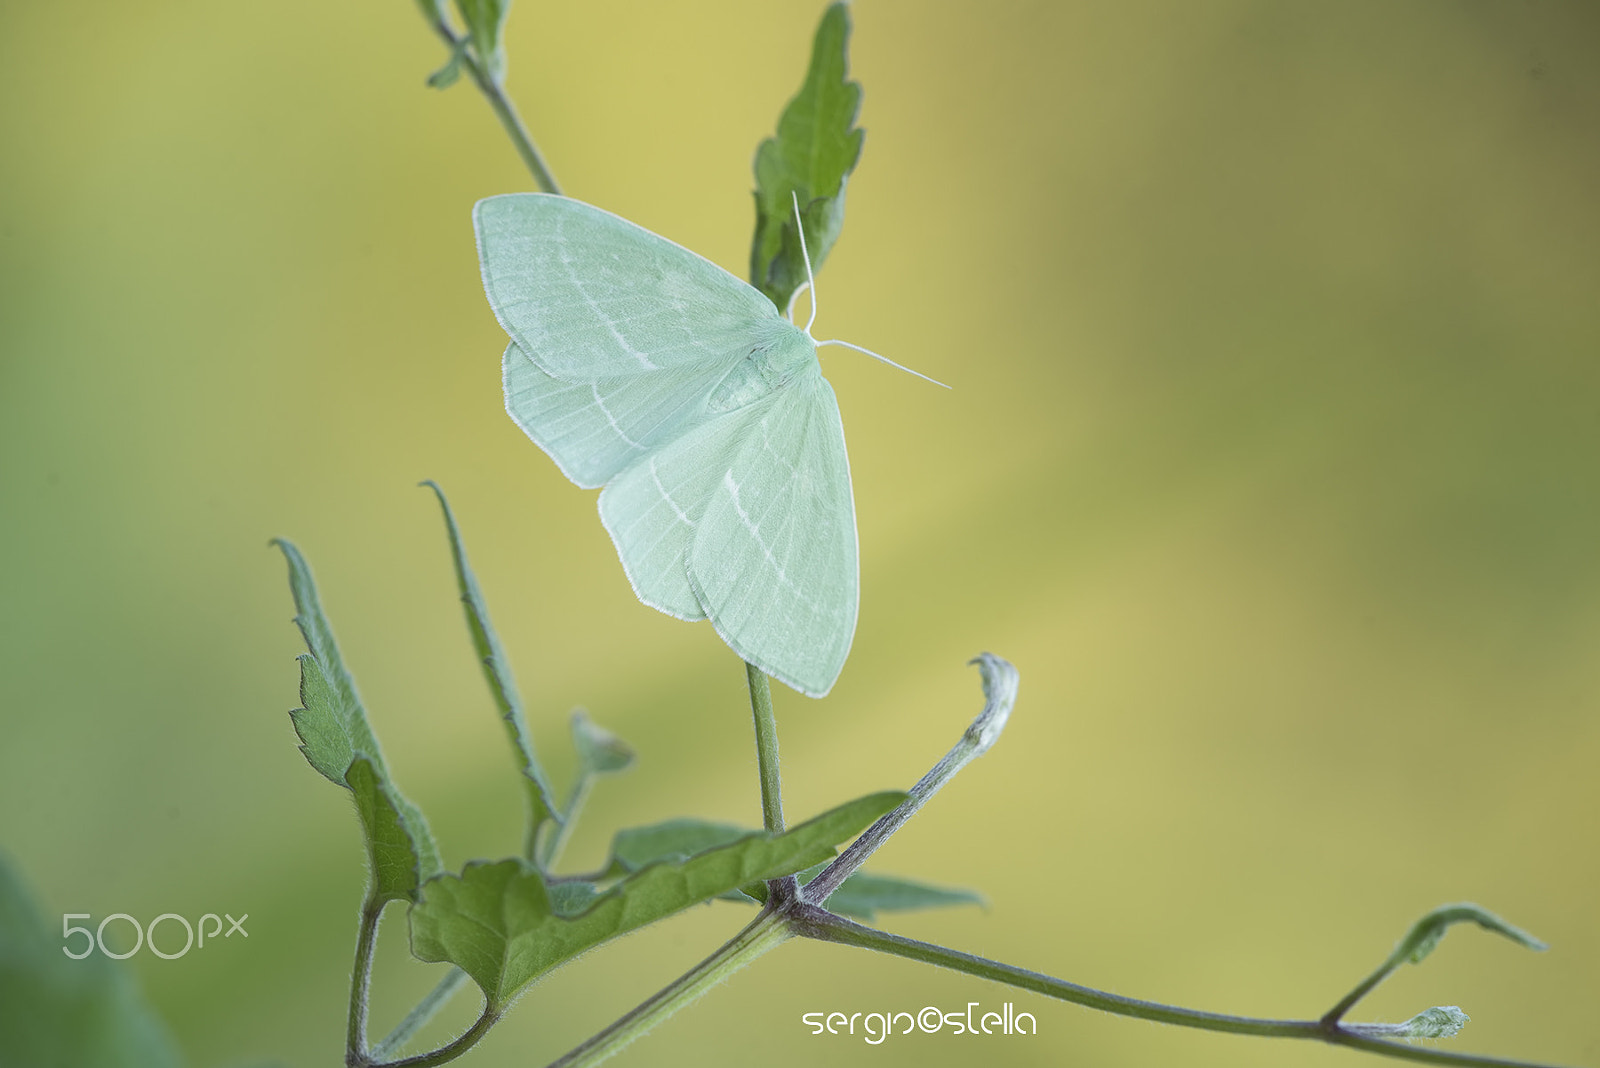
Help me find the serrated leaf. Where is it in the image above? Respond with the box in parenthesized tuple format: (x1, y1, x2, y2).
(1394, 903, 1546, 967)
(410, 791, 904, 1008)
(570, 708, 635, 777)
(288, 654, 354, 783)
(274, 539, 383, 783)
(273, 539, 441, 904)
(348, 757, 443, 903)
(423, 483, 559, 858)
(453, 0, 511, 83)
(749, 1, 864, 309)
(0, 853, 183, 1068)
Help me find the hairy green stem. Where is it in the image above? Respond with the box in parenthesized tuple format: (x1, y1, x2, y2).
(370, 967, 471, 1062)
(367, 1005, 499, 1068)
(795, 907, 1306, 1036)
(793, 908, 1572, 1068)
(346, 901, 384, 1063)
(745, 664, 798, 905)
(523, 817, 544, 868)
(424, 16, 561, 194)
(544, 910, 791, 1068)
(540, 772, 593, 870)
(744, 664, 786, 833)
(1324, 958, 1403, 1027)
(1327, 1032, 1572, 1068)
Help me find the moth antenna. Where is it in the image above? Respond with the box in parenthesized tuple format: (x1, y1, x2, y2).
(816, 338, 951, 389)
(791, 190, 818, 334)
(790, 190, 947, 390)
(786, 280, 813, 326)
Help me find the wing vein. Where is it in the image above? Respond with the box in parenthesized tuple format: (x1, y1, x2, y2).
(554, 211, 659, 371)
(720, 470, 818, 611)
(650, 457, 694, 528)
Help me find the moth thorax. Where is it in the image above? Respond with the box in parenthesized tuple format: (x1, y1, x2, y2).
(755, 319, 817, 382)
(707, 321, 816, 413)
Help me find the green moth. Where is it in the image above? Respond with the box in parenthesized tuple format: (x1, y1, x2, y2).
(477, 194, 914, 698)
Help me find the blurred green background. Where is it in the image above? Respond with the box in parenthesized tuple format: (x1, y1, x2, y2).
(2, 2, 1597, 1066)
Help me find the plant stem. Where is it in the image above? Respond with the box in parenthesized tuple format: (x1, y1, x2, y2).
(540, 772, 592, 870)
(357, 20, 561, 1062)
(793, 909, 1572, 1068)
(368, 1005, 500, 1068)
(371, 967, 471, 1062)
(1324, 958, 1401, 1027)
(346, 900, 384, 1063)
(1326, 1033, 1573, 1068)
(544, 909, 791, 1068)
(424, 16, 562, 194)
(744, 663, 785, 833)
(796, 907, 1306, 1036)
(805, 653, 1016, 905)
(745, 663, 798, 905)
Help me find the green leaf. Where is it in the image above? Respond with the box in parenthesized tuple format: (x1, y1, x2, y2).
(273, 539, 441, 903)
(1395, 1006, 1470, 1040)
(749, 1, 864, 310)
(348, 757, 444, 903)
(274, 538, 383, 783)
(410, 791, 904, 1008)
(607, 822, 983, 920)
(570, 708, 636, 778)
(1393, 903, 1546, 966)
(812, 871, 984, 921)
(605, 818, 756, 903)
(547, 880, 602, 917)
(427, 46, 465, 90)
(607, 818, 750, 876)
(453, 0, 512, 83)
(288, 653, 355, 783)
(1325, 902, 1546, 1025)
(0, 853, 183, 1068)
(423, 483, 559, 859)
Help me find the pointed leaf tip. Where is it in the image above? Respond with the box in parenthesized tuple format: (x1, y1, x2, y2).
(750, 0, 864, 310)
(1398, 903, 1546, 967)
(274, 538, 440, 901)
(423, 480, 559, 857)
(1349, 1005, 1472, 1042)
(1400, 1006, 1470, 1040)
(571, 709, 635, 776)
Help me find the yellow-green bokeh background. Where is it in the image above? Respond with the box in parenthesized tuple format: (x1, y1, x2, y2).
(2, 2, 1597, 1065)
